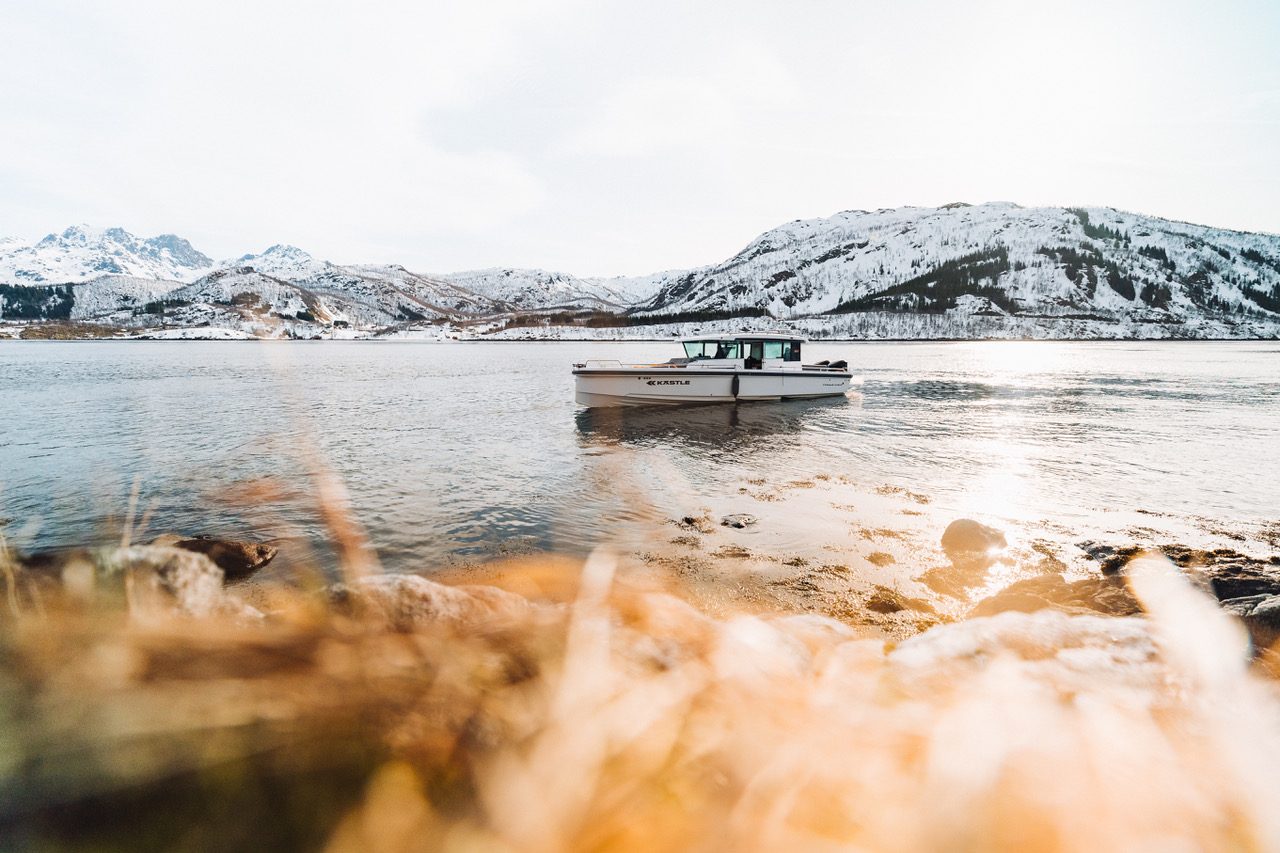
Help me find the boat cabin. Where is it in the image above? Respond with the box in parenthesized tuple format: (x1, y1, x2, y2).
(680, 334, 804, 370)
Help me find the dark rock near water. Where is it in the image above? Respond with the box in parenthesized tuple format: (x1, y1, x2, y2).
(1220, 594, 1280, 650)
(1200, 556, 1280, 600)
(12, 544, 259, 618)
(974, 544, 1280, 641)
(151, 534, 277, 581)
(675, 514, 716, 534)
(720, 513, 758, 529)
(1079, 542, 1280, 598)
(941, 519, 1007, 557)
(1078, 542, 1135, 575)
(1080, 542, 1280, 583)
(19, 547, 96, 575)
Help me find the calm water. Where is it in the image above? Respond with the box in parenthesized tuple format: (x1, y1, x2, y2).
(1, 341, 1276, 571)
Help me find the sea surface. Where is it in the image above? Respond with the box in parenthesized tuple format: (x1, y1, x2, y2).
(1, 340, 1276, 573)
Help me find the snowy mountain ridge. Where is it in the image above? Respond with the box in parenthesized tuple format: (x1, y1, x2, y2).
(0, 225, 214, 284)
(632, 203, 1280, 330)
(1, 204, 1278, 339)
(438, 267, 657, 311)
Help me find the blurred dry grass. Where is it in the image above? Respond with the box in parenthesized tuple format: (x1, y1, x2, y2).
(5, 531, 1280, 852)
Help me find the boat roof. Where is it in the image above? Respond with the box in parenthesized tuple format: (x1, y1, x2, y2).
(679, 332, 807, 342)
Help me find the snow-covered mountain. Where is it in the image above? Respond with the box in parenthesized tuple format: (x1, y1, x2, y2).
(68, 275, 188, 320)
(214, 245, 497, 319)
(439, 268, 634, 311)
(153, 262, 486, 331)
(0, 225, 212, 284)
(2, 206, 1278, 339)
(0, 239, 505, 331)
(632, 203, 1280, 334)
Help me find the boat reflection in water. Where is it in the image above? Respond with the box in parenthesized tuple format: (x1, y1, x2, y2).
(574, 394, 857, 458)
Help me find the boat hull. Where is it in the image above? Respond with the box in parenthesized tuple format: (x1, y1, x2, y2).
(573, 369, 852, 408)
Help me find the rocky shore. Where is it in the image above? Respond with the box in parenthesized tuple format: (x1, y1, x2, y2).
(11, 487, 1279, 655)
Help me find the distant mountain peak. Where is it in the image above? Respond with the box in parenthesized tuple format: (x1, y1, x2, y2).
(265, 243, 311, 257)
(235, 243, 312, 261)
(2, 224, 212, 284)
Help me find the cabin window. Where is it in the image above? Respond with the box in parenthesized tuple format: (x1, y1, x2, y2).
(784, 341, 801, 362)
(683, 341, 740, 359)
(763, 341, 784, 359)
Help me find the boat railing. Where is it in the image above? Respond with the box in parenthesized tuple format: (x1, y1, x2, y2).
(573, 359, 689, 369)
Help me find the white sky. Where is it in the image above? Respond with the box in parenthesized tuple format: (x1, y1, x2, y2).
(1, 0, 1277, 275)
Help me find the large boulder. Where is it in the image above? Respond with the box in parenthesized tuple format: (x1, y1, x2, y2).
(105, 546, 229, 618)
(328, 574, 536, 631)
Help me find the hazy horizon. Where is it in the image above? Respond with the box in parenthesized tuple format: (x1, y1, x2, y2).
(3, 0, 1277, 277)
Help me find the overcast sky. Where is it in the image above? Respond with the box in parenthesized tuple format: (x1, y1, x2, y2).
(1, 0, 1277, 275)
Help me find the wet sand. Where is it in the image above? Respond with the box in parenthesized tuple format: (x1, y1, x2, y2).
(421, 466, 1278, 643)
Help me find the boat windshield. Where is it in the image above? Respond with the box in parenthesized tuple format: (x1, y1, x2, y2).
(683, 340, 741, 359)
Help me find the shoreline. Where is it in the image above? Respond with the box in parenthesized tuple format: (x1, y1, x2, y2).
(12, 466, 1278, 643)
(4, 331, 1280, 343)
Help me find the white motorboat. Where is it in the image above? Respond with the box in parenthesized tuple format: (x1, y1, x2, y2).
(573, 334, 853, 408)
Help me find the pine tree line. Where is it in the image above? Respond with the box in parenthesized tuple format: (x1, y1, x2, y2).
(0, 284, 75, 319)
(1068, 209, 1129, 243)
(827, 247, 1017, 315)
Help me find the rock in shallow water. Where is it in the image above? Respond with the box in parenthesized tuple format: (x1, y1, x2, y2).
(676, 514, 716, 534)
(151, 534, 278, 581)
(940, 519, 1007, 556)
(720, 514, 758, 529)
(16, 544, 260, 619)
